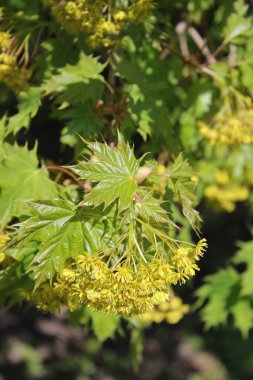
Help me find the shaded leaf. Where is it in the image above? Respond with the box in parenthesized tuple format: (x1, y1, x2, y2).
(60, 104, 103, 147)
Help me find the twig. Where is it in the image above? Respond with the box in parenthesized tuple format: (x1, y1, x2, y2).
(198, 66, 220, 80)
(104, 79, 114, 95)
(45, 165, 84, 187)
(212, 41, 226, 58)
(228, 44, 237, 67)
(175, 21, 191, 61)
(188, 27, 216, 64)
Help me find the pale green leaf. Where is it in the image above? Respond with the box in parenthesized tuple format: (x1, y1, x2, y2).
(135, 192, 170, 225)
(231, 299, 253, 338)
(224, 21, 251, 44)
(195, 267, 239, 328)
(14, 199, 76, 244)
(7, 87, 42, 135)
(240, 265, 253, 296)
(0, 144, 58, 228)
(43, 53, 106, 95)
(89, 310, 120, 342)
(223, 1, 252, 45)
(233, 240, 253, 296)
(233, 240, 253, 266)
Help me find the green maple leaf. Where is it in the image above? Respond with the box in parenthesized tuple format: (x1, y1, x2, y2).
(60, 104, 103, 147)
(43, 53, 106, 95)
(195, 267, 239, 328)
(135, 192, 171, 225)
(13, 199, 111, 285)
(233, 240, 253, 296)
(13, 199, 76, 244)
(0, 244, 36, 307)
(0, 144, 58, 228)
(169, 154, 202, 233)
(88, 310, 120, 342)
(0, 264, 33, 307)
(6, 87, 42, 135)
(231, 299, 253, 338)
(72, 140, 141, 211)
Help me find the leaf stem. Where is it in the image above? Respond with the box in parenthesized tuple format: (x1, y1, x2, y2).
(45, 165, 84, 187)
(133, 235, 147, 263)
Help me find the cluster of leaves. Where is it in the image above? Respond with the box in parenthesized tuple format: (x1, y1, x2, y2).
(1, 138, 202, 286)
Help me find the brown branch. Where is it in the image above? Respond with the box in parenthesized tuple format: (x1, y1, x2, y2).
(198, 66, 220, 80)
(212, 40, 227, 58)
(104, 79, 114, 95)
(188, 27, 216, 64)
(45, 165, 84, 188)
(175, 21, 191, 61)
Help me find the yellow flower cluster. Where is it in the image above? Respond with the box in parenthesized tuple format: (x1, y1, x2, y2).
(55, 256, 173, 316)
(0, 31, 12, 51)
(198, 95, 253, 145)
(52, 0, 154, 47)
(170, 240, 207, 282)
(140, 296, 189, 324)
(0, 53, 31, 93)
(20, 285, 65, 313)
(0, 26, 31, 93)
(204, 170, 249, 212)
(21, 239, 206, 317)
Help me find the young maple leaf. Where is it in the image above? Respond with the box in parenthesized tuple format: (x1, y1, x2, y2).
(72, 140, 142, 211)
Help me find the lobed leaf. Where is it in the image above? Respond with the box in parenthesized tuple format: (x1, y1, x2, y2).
(72, 140, 141, 210)
(0, 144, 58, 229)
(12, 199, 111, 285)
(43, 53, 106, 95)
(6, 87, 42, 135)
